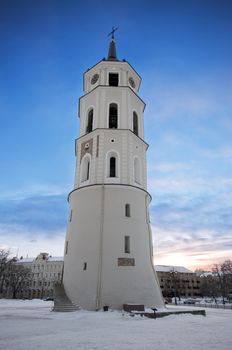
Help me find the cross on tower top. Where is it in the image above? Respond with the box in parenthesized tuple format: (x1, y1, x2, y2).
(108, 26, 118, 40)
(107, 26, 118, 60)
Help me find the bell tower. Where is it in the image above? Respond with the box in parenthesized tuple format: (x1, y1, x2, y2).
(62, 32, 164, 310)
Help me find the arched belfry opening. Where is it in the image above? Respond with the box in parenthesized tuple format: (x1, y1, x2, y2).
(86, 109, 93, 134)
(109, 156, 116, 177)
(133, 111, 139, 136)
(105, 150, 120, 180)
(109, 103, 118, 129)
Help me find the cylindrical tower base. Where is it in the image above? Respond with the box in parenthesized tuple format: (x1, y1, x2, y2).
(63, 184, 164, 310)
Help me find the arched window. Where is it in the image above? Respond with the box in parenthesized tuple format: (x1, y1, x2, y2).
(105, 150, 120, 181)
(86, 109, 93, 134)
(134, 157, 141, 184)
(109, 103, 118, 129)
(133, 111, 139, 136)
(109, 157, 116, 177)
(81, 155, 91, 182)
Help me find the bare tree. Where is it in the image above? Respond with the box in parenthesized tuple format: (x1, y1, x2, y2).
(220, 260, 232, 299)
(213, 260, 232, 303)
(0, 249, 12, 295)
(169, 269, 181, 305)
(4, 263, 30, 299)
(200, 274, 220, 299)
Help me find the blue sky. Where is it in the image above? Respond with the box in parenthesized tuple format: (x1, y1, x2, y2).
(0, 0, 231, 270)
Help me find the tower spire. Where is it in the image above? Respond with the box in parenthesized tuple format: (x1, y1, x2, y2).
(107, 26, 118, 60)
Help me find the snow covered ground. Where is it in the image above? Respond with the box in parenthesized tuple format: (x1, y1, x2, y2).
(0, 299, 231, 350)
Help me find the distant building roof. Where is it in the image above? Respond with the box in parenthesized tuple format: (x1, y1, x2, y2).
(199, 271, 216, 277)
(17, 258, 34, 264)
(17, 255, 64, 263)
(155, 265, 194, 273)
(48, 256, 64, 262)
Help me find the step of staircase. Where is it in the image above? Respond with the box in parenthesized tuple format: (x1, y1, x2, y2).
(52, 283, 80, 312)
(54, 305, 80, 312)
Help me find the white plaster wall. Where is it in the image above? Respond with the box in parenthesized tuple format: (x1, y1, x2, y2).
(63, 185, 164, 310)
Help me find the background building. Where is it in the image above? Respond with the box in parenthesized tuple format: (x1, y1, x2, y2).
(155, 265, 201, 299)
(16, 253, 63, 299)
(2, 247, 228, 303)
(3, 253, 208, 301)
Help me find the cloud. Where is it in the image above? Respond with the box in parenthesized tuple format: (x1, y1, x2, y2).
(1, 177, 231, 270)
(152, 223, 232, 269)
(151, 186, 232, 231)
(149, 183, 232, 269)
(143, 70, 232, 123)
(148, 174, 232, 198)
(202, 145, 232, 162)
(0, 192, 69, 235)
(0, 184, 68, 201)
(150, 161, 193, 173)
(0, 189, 69, 258)
(0, 225, 65, 258)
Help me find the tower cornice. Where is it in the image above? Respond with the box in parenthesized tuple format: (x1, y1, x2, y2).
(67, 183, 152, 203)
(83, 59, 142, 90)
(78, 85, 146, 118)
(84, 59, 141, 80)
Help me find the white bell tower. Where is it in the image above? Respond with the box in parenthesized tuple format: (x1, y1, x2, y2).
(63, 31, 164, 310)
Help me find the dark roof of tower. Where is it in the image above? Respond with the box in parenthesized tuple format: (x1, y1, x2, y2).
(107, 39, 118, 61)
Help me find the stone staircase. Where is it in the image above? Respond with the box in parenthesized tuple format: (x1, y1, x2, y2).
(52, 283, 80, 312)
